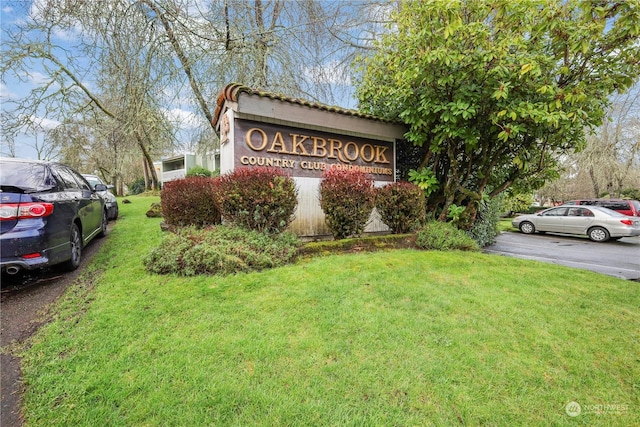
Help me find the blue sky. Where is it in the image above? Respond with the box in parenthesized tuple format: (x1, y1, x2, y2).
(0, 0, 363, 161)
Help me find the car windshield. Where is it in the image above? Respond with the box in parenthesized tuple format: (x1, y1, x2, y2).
(0, 161, 55, 192)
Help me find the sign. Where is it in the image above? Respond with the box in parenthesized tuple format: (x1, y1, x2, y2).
(234, 119, 395, 181)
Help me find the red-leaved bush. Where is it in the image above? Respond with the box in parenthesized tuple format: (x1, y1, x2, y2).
(319, 167, 375, 239)
(375, 181, 426, 233)
(214, 167, 298, 234)
(161, 177, 221, 227)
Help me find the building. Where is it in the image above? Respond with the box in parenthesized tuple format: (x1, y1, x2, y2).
(159, 152, 219, 184)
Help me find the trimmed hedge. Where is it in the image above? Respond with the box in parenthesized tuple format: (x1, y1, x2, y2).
(320, 168, 375, 239)
(376, 181, 426, 234)
(161, 177, 221, 228)
(215, 167, 298, 234)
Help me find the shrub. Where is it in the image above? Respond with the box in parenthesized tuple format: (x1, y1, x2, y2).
(215, 167, 298, 234)
(503, 192, 534, 215)
(320, 167, 376, 239)
(144, 225, 300, 276)
(186, 166, 213, 178)
(375, 181, 426, 234)
(128, 177, 146, 195)
(467, 195, 503, 247)
(621, 188, 640, 200)
(161, 177, 221, 227)
(415, 221, 479, 251)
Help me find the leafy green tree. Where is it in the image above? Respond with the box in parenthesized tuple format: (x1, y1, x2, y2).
(355, 0, 640, 228)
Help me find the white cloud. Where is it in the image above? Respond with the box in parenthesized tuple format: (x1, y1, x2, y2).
(52, 26, 82, 42)
(0, 83, 18, 101)
(27, 115, 61, 131)
(26, 71, 52, 86)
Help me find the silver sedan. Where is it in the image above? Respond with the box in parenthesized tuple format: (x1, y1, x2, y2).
(512, 205, 640, 242)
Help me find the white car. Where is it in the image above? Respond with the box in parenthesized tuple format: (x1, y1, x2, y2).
(82, 174, 118, 220)
(512, 205, 640, 242)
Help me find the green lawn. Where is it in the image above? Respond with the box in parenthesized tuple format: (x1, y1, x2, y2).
(19, 195, 639, 426)
(498, 217, 516, 232)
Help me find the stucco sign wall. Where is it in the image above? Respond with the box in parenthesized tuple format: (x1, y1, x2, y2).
(234, 119, 395, 181)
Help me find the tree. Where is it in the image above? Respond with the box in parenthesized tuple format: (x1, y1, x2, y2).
(355, 0, 640, 228)
(2, 0, 383, 188)
(0, 0, 169, 190)
(536, 85, 640, 202)
(576, 88, 640, 197)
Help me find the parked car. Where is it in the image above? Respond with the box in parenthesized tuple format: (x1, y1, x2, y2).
(0, 158, 108, 275)
(512, 205, 640, 242)
(82, 174, 118, 220)
(562, 198, 640, 217)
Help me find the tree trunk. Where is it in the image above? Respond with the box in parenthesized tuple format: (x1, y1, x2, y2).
(588, 167, 600, 197)
(143, 157, 150, 191)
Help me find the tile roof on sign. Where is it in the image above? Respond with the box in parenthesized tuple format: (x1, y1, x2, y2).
(212, 83, 397, 128)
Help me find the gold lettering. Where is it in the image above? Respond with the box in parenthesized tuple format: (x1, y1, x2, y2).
(344, 142, 359, 162)
(291, 134, 310, 156)
(360, 144, 375, 162)
(240, 156, 250, 165)
(329, 139, 346, 162)
(375, 146, 390, 164)
(245, 128, 268, 151)
(311, 137, 327, 157)
(268, 132, 290, 154)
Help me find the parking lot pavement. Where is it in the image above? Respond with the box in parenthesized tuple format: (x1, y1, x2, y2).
(484, 232, 640, 281)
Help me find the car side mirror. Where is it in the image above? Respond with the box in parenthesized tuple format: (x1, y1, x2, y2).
(94, 184, 108, 192)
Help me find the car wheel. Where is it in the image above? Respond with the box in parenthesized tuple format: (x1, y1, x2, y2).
(61, 223, 82, 271)
(519, 221, 535, 234)
(112, 204, 119, 220)
(98, 209, 108, 238)
(588, 226, 610, 242)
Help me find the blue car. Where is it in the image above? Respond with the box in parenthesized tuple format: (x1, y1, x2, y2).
(0, 158, 107, 275)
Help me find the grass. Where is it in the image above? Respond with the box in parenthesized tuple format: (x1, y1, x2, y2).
(498, 217, 516, 232)
(19, 195, 639, 426)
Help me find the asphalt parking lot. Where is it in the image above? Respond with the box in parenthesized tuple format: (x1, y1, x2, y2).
(484, 231, 640, 280)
